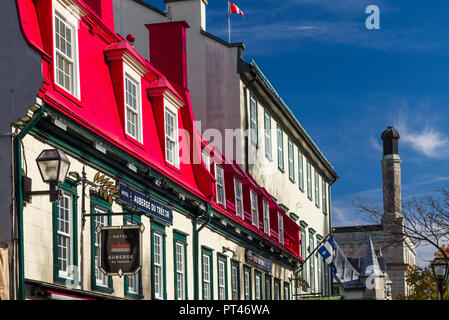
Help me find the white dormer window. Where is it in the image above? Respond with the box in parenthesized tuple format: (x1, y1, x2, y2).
(165, 109, 178, 167)
(53, 0, 81, 98)
(202, 151, 211, 171)
(163, 92, 183, 168)
(234, 179, 243, 218)
(278, 213, 284, 245)
(125, 74, 142, 141)
(250, 190, 259, 227)
(263, 200, 270, 236)
(215, 165, 226, 207)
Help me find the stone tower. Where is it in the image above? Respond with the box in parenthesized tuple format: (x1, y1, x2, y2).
(380, 126, 415, 299)
(381, 127, 402, 224)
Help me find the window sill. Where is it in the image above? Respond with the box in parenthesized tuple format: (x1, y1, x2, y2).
(278, 167, 285, 173)
(165, 161, 181, 175)
(92, 284, 114, 294)
(289, 177, 296, 184)
(124, 133, 145, 150)
(54, 83, 82, 107)
(125, 292, 144, 299)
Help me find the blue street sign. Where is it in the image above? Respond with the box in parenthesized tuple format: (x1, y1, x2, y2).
(118, 182, 173, 225)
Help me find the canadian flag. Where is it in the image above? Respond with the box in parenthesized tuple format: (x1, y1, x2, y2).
(229, 2, 244, 17)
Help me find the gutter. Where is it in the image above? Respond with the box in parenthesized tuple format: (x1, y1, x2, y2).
(193, 203, 211, 300)
(14, 106, 46, 300)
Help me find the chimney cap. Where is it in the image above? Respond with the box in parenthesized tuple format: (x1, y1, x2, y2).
(381, 126, 400, 141)
(381, 126, 400, 156)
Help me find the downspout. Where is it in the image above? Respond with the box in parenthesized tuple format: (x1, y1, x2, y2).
(193, 203, 211, 300)
(14, 106, 46, 300)
(327, 179, 335, 296)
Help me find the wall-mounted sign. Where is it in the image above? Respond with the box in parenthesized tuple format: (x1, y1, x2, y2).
(118, 182, 173, 225)
(99, 225, 144, 277)
(245, 249, 272, 273)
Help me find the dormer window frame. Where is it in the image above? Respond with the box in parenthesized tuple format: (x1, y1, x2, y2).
(250, 190, 259, 227)
(52, 0, 82, 99)
(163, 92, 182, 169)
(263, 199, 270, 236)
(215, 164, 226, 208)
(123, 69, 143, 143)
(234, 178, 244, 218)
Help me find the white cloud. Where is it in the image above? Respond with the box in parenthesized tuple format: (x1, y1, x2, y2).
(395, 123, 449, 158)
(370, 136, 383, 153)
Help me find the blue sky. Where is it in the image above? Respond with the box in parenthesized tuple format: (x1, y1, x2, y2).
(145, 0, 449, 266)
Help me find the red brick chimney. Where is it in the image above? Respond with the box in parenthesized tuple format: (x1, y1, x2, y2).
(145, 21, 190, 90)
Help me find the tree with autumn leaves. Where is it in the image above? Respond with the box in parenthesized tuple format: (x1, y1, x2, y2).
(397, 244, 449, 300)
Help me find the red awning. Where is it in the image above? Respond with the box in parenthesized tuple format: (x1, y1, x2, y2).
(44, 290, 95, 300)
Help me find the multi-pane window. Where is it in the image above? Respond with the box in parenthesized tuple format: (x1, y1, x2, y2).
(215, 165, 226, 207)
(314, 169, 320, 208)
(264, 110, 272, 159)
(234, 179, 243, 218)
(175, 241, 186, 300)
(231, 261, 240, 300)
(317, 252, 322, 294)
(278, 213, 284, 245)
(306, 160, 313, 200)
(94, 209, 108, 288)
(250, 190, 259, 227)
(288, 138, 295, 182)
(277, 125, 284, 171)
(57, 192, 73, 279)
(274, 279, 280, 300)
(218, 257, 227, 300)
(263, 200, 270, 236)
(322, 179, 328, 214)
(165, 109, 178, 167)
(265, 275, 272, 300)
(54, 13, 76, 95)
(202, 253, 212, 300)
(300, 229, 307, 282)
(309, 234, 315, 292)
(284, 283, 290, 300)
(202, 151, 210, 171)
(250, 94, 258, 145)
(255, 272, 262, 300)
(298, 150, 304, 192)
(153, 231, 164, 299)
(323, 261, 330, 296)
(125, 216, 142, 296)
(244, 266, 251, 300)
(125, 75, 141, 141)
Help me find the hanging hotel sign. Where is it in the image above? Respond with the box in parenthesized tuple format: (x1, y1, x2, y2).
(245, 249, 272, 273)
(99, 225, 144, 277)
(118, 182, 173, 225)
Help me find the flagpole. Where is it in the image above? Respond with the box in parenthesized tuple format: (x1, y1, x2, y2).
(295, 228, 335, 275)
(227, 0, 231, 43)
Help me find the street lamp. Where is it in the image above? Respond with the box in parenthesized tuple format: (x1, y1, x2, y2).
(23, 148, 71, 203)
(431, 257, 449, 300)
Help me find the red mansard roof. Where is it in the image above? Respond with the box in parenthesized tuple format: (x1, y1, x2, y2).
(16, 0, 301, 260)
